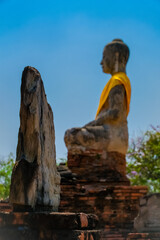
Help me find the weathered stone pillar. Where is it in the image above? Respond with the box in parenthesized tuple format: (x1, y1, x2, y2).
(134, 193, 160, 232)
(9, 66, 60, 211)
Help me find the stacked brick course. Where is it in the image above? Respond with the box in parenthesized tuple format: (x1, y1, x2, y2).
(127, 233, 160, 240)
(0, 212, 100, 240)
(0, 201, 12, 213)
(2, 151, 159, 239)
(58, 151, 148, 239)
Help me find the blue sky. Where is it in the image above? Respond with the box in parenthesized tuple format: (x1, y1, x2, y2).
(0, 0, 160, 160)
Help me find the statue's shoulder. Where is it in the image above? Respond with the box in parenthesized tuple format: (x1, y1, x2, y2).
(109, 84, 125, 97)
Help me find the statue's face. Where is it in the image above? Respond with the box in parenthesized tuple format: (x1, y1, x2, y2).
(100, 47, 113, 74)
(100, 41, 129, 75)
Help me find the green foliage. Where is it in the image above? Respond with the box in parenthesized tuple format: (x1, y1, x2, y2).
(0, 153, 14, 200)
(127, 125, 160, 193)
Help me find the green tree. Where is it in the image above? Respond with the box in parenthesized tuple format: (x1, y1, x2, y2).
(0, 153, 14, 200)
(127, 125, 160, 192)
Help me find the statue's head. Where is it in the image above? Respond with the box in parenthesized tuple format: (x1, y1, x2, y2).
(100, 39, 130, 75)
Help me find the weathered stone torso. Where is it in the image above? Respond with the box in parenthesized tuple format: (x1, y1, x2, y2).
(64, 84, 128, 155)
(97, 84, 128, 153)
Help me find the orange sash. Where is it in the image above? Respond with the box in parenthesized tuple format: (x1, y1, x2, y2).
(96, 72, 131, 117)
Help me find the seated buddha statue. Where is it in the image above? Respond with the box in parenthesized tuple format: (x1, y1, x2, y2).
(64, 39, 131, 157)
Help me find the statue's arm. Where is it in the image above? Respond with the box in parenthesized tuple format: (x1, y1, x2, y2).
(84, 84, 126, 127)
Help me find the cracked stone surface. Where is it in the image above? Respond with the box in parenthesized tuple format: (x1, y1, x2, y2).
(134, 193, 160, 232)
(9, 66, 60, 211)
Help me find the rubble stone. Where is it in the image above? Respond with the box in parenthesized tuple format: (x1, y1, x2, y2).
(134, 193, 160, 232)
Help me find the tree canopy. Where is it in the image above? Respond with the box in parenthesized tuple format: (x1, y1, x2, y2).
(0, 153, 14, 200)
(127, 125, 160, 192)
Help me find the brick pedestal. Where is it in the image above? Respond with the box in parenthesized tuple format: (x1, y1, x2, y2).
(59, 151, 148, 239)
(67, 151, 129, 184)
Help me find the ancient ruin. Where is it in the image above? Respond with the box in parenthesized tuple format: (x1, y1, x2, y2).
(9, 66, 60, 211)
(0, 66, 100, 240)
(60, 39, 148, 239)
(0, 40, 160, 240)
(134, 193, 160, 232)
(0, 212, 100, 239)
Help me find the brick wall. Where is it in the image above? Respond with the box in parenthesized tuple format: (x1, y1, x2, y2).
(0, 212, 100, 240)
(58, 151, 148, 239)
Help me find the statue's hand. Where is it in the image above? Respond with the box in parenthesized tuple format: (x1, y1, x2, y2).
(83, 85, 126, 127)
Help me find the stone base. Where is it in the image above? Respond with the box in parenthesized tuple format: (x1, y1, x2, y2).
(127, 233, 160, 240)
(0, 212, 100, 240)
(58, 150, 148, 238)
(12, 204, 55, 212)
(67, 151, 130, 184)
(59, 181, 148, 231)
(134, 193, 160, 232)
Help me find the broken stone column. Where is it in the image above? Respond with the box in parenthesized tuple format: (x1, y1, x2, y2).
(9, 66, 60, 211)
(134, 193, 160, 232)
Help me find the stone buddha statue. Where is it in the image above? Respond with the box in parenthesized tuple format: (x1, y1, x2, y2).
(64, 39, 131, 158)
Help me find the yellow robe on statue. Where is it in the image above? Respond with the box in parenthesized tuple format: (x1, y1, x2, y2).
(96, 72, 131, 118)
